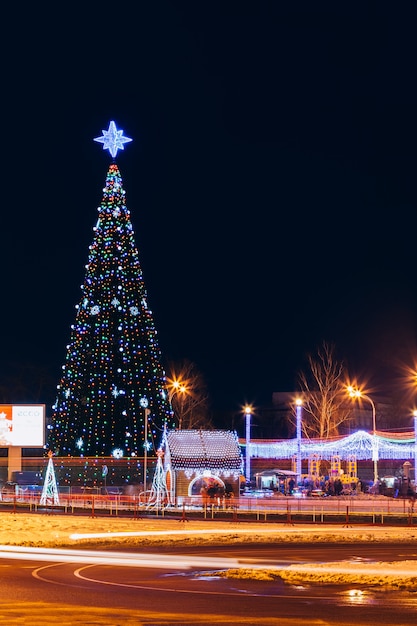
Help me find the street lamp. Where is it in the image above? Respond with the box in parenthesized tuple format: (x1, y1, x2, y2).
(413, 409, 417, 484)
(168, 379, 187, 402)
(295, 398, 303, 485)
(244, 405, 252, 484)
(347, 385, 378, 484)
(167, 379, 188, 429)
(140, 397, 150, 498)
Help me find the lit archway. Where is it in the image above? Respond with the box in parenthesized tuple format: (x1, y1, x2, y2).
(188, 473, 225, 497)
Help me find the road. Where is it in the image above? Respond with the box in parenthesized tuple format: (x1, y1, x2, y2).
(1, 542, 417, 625)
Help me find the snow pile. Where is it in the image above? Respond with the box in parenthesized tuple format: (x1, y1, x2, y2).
(217, 560, 417, 589)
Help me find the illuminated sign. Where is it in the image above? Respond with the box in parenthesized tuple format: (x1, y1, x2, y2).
(0, 405, 45, 447)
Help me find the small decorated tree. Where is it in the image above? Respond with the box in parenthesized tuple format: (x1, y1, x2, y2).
(40, 450, 60, 506)
(147, 449, 170, 510)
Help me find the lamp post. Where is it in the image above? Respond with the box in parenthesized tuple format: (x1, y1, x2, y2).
(167, 379, 188, 429)
(347, 386, 378, 484)
(140, 397, 150, 498)
(413, 409, 417, 484)
(244, 405, 252, 484)
(295, 398, 303, 485)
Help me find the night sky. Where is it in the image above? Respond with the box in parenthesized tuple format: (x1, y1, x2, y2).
(2, 3, 417, 418)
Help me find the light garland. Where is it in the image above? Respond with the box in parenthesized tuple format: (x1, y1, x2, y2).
(246, 429, 416, 461)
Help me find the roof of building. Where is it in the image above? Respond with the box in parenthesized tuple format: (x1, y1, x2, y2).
(255, 469, 297, 477)
(164, 429, 243, 472)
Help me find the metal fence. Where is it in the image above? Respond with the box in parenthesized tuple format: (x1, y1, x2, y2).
(1, 489, 415, 526)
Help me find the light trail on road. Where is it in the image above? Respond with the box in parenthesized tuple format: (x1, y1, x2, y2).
(68, 524, 417, 541)
(0, 544, 417, 584)
(0, 545, 242, 569)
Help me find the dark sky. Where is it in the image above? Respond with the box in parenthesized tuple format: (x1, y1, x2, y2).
(2, 2, 417, 417)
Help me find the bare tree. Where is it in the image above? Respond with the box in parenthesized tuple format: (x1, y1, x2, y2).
(295, 341, 352, 439)
(165, 359, 213, 430)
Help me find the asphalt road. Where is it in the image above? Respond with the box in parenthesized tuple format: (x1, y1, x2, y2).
(1, 542, 417, 625)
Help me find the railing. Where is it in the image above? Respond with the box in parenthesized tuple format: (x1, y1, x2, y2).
(0, 490, 415, 526)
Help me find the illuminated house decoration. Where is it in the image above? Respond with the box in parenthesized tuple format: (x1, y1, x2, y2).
(49, 121, 172, 457)
(161, 429, 243, 501)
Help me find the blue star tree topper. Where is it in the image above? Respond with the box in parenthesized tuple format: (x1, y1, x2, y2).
(94, 121, 132, 158)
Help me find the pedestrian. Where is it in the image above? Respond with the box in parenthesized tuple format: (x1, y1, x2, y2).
(334, 478, 343, 496)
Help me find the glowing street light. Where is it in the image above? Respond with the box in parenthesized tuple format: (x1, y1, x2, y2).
(295, 398, 303, 485)
(347, 385, 378, 484)
(413, 409, 417, 484)
(244, 405, 253, 484)
(167, 379, 188, 429)
(168, 379, 187, 402)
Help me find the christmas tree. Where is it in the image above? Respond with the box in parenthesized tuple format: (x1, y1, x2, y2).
(40, 450, 60, 506)
(49, 121, 172, 458)
(146, 448, 171, 510)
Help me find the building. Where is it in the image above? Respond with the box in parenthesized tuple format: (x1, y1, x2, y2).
(161, 429, 243, 502)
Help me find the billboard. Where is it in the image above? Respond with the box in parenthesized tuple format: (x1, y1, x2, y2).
(0, 404, 45, 447)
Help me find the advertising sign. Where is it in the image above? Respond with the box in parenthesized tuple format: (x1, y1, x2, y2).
(0, 404, 45, 447)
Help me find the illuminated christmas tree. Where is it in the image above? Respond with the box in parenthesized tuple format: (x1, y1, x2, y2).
(146, 448, 171, 510)
(49, 121, 172, 458)
(40, 451, 60, 506)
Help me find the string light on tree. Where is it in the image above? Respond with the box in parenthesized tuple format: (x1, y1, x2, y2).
(49, 122, 172, 458)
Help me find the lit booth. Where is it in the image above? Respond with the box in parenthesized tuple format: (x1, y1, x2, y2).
(255, 469, 297, 493)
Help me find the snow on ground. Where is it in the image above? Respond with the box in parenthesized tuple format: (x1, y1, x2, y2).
(218, 560, 417, 590)
(1, 512, 417, 588)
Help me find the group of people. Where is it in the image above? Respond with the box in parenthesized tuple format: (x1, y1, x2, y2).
(200, 482, 234, 508)
(284, 476, 358, 497)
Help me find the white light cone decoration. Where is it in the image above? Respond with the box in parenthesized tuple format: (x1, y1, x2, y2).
(40, 451, 60, 506)
(146, 449, 170, 510)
